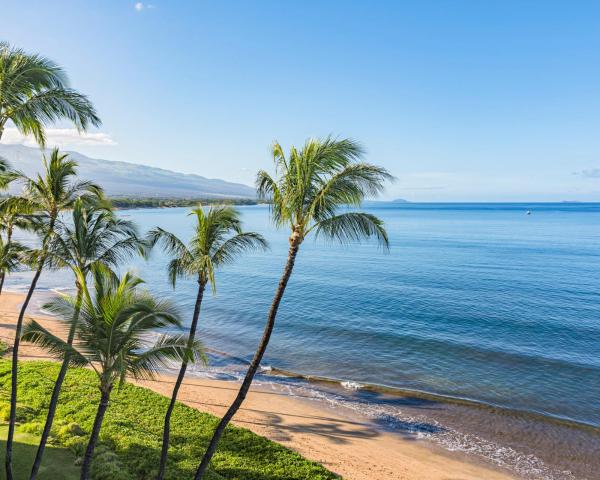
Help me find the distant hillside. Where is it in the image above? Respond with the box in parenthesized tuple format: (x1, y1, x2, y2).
(0, 144, 255, 199)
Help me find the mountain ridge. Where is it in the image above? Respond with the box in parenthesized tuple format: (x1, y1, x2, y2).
(0, 144, 255, 199)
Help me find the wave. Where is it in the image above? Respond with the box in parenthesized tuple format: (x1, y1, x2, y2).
(267, 366, 600, 433)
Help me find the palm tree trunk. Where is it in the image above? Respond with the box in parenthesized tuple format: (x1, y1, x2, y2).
(156, 280, 206, 480)
(80, 386, 112, 480)
(29, 287, 83, 480)
(5, 262, 44, 480)
(0, 272, 5, 298)
(5, 223, 53, 480)
(194, 241, 300, 479)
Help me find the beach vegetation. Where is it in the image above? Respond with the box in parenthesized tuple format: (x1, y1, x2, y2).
(21, 268, 203, 479)
(108, 197, 259, 209)
(5, 148, 102, 479)
(0, 361, 339, 479)
(26, 198, 146, 479)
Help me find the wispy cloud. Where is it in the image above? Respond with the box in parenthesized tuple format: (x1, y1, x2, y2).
(2, 128, 117, 148)
(134, 2, 155, 12)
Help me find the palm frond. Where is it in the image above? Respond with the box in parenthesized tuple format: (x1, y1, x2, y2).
(212, 232, 268, 267)
(146, 227, 191, 261)
(257, 137, 391, 246)
(313, 212, 389, 249)
(21, 320, 88, 367)
(127, 334, 206, 382)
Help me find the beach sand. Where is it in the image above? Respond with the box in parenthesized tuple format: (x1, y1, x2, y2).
(0, 291, 516, 480)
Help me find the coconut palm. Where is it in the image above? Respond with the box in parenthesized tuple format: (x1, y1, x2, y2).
(0, 196, 35, 298)
(0, 236, 27, 296)
(22, 267, 205, 480)
(194, 137, 392, 478)
(5, 148, 102, 480)
(147, 205, 267, 480)
(28, 198, 146, 480)
(0, 157, 14, 188)
(0, 42, 100, 146)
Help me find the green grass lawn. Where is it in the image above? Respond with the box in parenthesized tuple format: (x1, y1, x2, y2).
(0, 361, 339, 480)
(0, 425, 80, 480)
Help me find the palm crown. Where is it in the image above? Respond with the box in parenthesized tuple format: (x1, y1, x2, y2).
(47, 198, 144, 284)
(0, 157, 15, 189)
(148, 205, 267, 292)
(256, 136, 393, 247)
(23, 267, 204, 390)
(0, 236, 26, 278)
(0, 196, 35, 236)
(0, 42, 100, 146)
(20, 148, 102, 217)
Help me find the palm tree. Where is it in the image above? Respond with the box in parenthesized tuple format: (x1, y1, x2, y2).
(194, 137, 392, 478)
(0, 236, 27, 296)
(22, 267, 205, 480)
(28, 198, 146, 480)
(5, 148, 101, 480)
(0, 157, 14, 187)
(0, 42, 100, 146)
(0, 196, 35, 298)
(148, 205, 267, 480)
(0, 158, 25, 295)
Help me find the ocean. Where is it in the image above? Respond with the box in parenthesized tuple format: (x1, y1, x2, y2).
(6, 202, 600, 479)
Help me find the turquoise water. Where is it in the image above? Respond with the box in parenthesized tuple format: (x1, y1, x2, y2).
(9, 202, 600, 478)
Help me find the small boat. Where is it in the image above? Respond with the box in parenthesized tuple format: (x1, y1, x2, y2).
(526, 210, 532, 215)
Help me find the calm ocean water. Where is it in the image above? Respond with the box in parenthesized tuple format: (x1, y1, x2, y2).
(7, 202, 600, 479)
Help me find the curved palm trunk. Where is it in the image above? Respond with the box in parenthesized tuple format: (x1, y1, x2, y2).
(80, 386, 112, 480)
(0, 272, 5, 298)
(6, 223, 53, 480)
(194, 241, 300, 479)
(5, 262, 44, 480)
(29, 288, 83, 480)
(156, 280, 206, 480)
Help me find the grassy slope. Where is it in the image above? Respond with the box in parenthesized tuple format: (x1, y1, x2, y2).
(0, 425, 80, 480)
(0, 361, 339, 480)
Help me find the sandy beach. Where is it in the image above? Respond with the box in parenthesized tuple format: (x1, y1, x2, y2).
(0, 291, 516, 480)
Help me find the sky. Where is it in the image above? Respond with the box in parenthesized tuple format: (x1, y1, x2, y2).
(2, 0, 600, 201)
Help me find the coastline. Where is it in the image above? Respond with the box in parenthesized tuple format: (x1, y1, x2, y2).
(0, 291, 516, 480)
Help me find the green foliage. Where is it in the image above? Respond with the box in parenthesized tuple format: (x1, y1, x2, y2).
(0, 41, 100, 147)
(0, 361, 339, 479)
(257, 136, 392, 247)
(89, 445, 131, 480)
(108, 197, 259, 209)
(0, 339, 9, 356)
(0, 402, 34, 423)
(147, 205, 267, 291)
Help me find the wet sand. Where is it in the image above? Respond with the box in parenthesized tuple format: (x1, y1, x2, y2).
(0, 291, 516, 480)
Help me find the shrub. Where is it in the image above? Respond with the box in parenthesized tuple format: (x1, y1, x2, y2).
(0, 361, 339, 479)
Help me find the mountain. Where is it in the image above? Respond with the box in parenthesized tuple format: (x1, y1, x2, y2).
(0, 144, 255, 199)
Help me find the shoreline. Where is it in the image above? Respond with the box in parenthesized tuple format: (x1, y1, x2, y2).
(5, 284, 597, 436)
(0, 290, 517, 480)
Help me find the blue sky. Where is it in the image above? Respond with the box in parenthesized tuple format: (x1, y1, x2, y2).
(2, 1, 600, 201)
